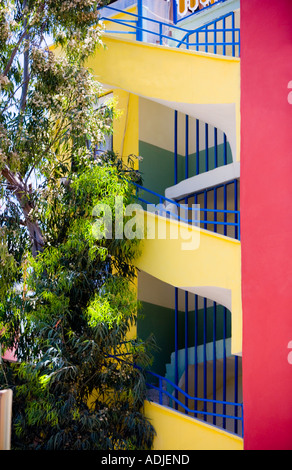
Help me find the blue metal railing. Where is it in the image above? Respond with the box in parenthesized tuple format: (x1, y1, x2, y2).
(177, 11, 240, 55)
(100, 5, 240, 57)
(145, 368, 244, 436)
(172, 290, 241, 435)
(107, 353, 243, 436)
(177, 179, 240, 240)
(133, 183, 240, 238)
(174, 115, 232, 184)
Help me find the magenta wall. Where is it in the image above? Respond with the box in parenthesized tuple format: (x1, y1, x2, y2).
(241, 1, 292, 450)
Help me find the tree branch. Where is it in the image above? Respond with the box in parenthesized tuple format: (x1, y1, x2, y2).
(3, 0, 45, 79)
(19, 37, 30, 113)
(0, 76, 30, 115)
(3, 28, 28, 77)
(1, 165, 45, 256)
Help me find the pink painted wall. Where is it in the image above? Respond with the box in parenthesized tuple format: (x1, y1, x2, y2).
(241, 1, 292, 450)
(2, 349, 17, 362)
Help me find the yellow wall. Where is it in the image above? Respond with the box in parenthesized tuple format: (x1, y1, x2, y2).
(89, 36, 240, 106)
(144, 401, 243, 450)
(88, 35, 240, 162)
(111, 89, 139, 339)
(89, 35, 242, 352)
(135, 211, 242, 355)
(112, 89, 139, 165)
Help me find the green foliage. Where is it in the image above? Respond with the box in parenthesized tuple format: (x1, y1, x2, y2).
(0, 0, 155, 450)
(1, 152, 156, 451)
(1, 162, 155, 449)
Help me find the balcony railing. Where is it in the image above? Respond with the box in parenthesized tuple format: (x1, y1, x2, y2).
(107, 354, 243, 437)
(134, 183, 241, 239)
(145, 368, 244, 436)
(100, 5, 240, 57)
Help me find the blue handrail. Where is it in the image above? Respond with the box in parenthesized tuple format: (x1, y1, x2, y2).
(177, 12, 240, 55)
(133, 183, 241, 236)
(101, 6, 189, 45)
(145, 368, 244, 432)
(100, 5, 240, 57)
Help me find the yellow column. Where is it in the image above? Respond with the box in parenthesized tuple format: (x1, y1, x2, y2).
(112, 89, 140, 340)
(113, 89, 139, 169)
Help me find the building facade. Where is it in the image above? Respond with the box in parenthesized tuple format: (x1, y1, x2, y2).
(91, 0, 292, 451)
(2, 0, 290, 452)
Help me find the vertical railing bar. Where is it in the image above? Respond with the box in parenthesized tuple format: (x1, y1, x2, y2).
(194, 293, 198, 418)
(196, 119, 200, 176)
(237, 174, 241, 240)
(234, 179, 238, 240)
(159, 196, 163, 216)
(234, 354, 239, 434)
(223, 16, 226, 55)
(213, 302, 217, 425)
(196, 31, 199, 51)
(214, 187, 217, 233)
(238, 27, 240, 57)
(137, 0, 143, 42)
(214, 19, 217, 55)
(174, 110, 178, 185)
(205, 123, 209, 172)
(159, 22, 163, 45)
(173, 0, 177, 25)
(234, 177, 239, 433)
(203, 297, 207, 421)
(159, 376, 163, 405)
(185, 115, 189, 180)
(185, 195, 188, 226)
(238, 210, 241, 241)
(185, 291, 189, 414)
(204, 190, 207, 230)
(224, 184, 227, 236)
(232, 11, 236, 57)
(214, 127, 218, 169)
(175, 287, 179, 410)
(223, 306, 227, 429)
(223, 133, 227, 165)
(205, 25, 208, 53)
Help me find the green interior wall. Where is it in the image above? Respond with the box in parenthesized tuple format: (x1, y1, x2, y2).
(137, 300, 232, 378)
(139, 140, 233, 198)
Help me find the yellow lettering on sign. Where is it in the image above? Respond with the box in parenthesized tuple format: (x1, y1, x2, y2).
(178, 0, 219, 16)
(179, 0, 187, 15)
(189, 0, 199, 11)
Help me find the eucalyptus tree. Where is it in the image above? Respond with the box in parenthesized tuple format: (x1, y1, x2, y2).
(0, 0, 155, 450)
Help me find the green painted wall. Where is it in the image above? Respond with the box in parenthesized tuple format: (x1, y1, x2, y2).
(138, 141, 178, 200)
(139, 140, 233, 199)
(137, 300, 231, 378)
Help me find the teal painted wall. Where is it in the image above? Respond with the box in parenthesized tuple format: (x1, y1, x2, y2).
(138, 300, 232, 378)
(139, 140, 232, 198)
